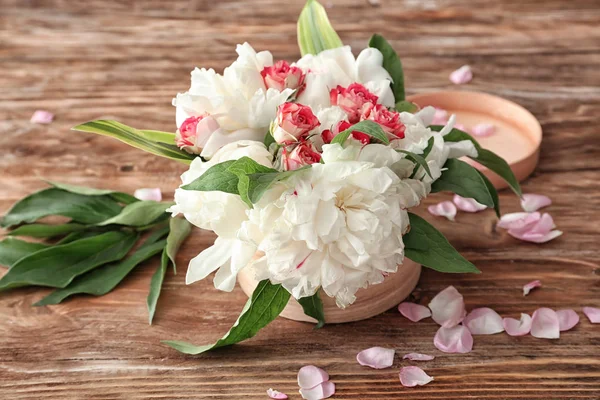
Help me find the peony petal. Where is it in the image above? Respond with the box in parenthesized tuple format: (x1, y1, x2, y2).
(497, 212, 541, 231)
(523, 280, 542, 296)
(298, 365, 329, 389)
(399, 366, 434, 387)
(471, 123, 495, 137)
(509, 227, 563, 244)
(463, 307, 505, 335)
(133, 187, 162, 202)
(433, 325, 473, 353)
(299, 381, 335, 400)
(583, 307, 600, 323)
(530, 308, 560, 339)
(403, 353, 435, 361)
(503, 313, 532, 336)
(449, 65, 473, 85)
(356, 347, 395, 369)
(521, 194, 552, 212)
(267, 388, 288, 399)
(427, 201, 457, 221)
(556, 309, 579, 331)
(30, 110, 54, 124)
(453, 195, 487, 212)
(429, 286, 466, 328)
(398, 302, 432, 322)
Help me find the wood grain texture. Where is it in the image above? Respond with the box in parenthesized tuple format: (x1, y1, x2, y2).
(1, 0, 599, 398)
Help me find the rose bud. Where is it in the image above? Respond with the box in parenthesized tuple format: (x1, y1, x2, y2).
(321, 120, 370, 145)
(176, 114, 220, 154)
(330, 83, 379, 123)
(261, 60, 306, 93)
(364, 104, 406, 140)
(282, 140, 322, 171)
(272, 102, 320, 145)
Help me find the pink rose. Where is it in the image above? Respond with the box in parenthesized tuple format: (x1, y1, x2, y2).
(321, 120, 370, 145)
(261, 60, 306, 93)
(282, 140, 322, 171)
(272, 102, 320, 145)
(330, 83, 378, 123)
(364, 104, 405, 140)
(176, 114, 220, 154)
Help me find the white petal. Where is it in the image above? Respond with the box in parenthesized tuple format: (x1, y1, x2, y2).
(503, 314, 532, 336)
(298, 365, 329, 389)
(429, 286, 466, 328)
(134, 188, 162, 202)
(398, 302, 432, 322)
(402, 353, 435, 361)
(521, 194, 552, 212)
(523, 280, 542, 296)
(583, 307, 600, 323)
(446, 140, 478, 158)
(433, 325, 473, 353)
(356, 347, 395, 369)
(463, 307, 505, 335)
(399, 366, 434, 387)
(453, 195, 487, 212)
(299, 382, 335, 400)
(556, 309, 579, 331)
(185, 237, 232, 284)
(530, 308, 560, 339)
(427, 201, 457, 221)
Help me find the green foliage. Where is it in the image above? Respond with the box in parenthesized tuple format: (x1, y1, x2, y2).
(369, 34, 405, 102)
(297, 293, 326, 329)
(330, 120, 390, 145)
(431, 158, 496, 209)
(0, 238, 48, 268)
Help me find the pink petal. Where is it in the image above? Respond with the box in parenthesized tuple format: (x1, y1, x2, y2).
(453, 195, 487, 212)
(399, 366, 434, 387)
(463, 307, 504, 335)
(505, 212, 562, 243)
(267, 388, 288, 399)
(449, 65, 473, 85)
(497, 212, 541, 231)
(398, 302, 432, 322)
(509, 227, 563, 244)
(427, 201, 457, 221)
(431, 108, 449, 125)
(521, 194, 552, 212)
(298, 365, 329, 389)
(429, 286, 466, 328)
(356, 347, 395, 369)
(299, 381, 335, 400)
(30, 110, 54, 124)
(471, 123, 495, 137)
(134, 187, 163, 202)
(556, 309, 579, 331)
(583, 307, 600, 323)
(503, 313, 532, 336)
(403, 353, 435, 361)
(454, 123, 467, 131)
(530, 308, 560, 339)
(433, 325, 473, 353)
(523, 280, 542, 296)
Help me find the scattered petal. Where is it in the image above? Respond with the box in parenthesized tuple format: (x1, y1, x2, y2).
(298, 365, 329, 389)
(503, 313, 532, 336)
(30, 110, 54, 124)
(497, 212, 540, 231)
(299, 381, 335, 400)
(521, 194, 552, 212)
(509, 225, 563, 244)
(583, 307, 600, 323)
(531, 308, 560, 339)
(427, 201, 457, 221)
(454, 123, 467, 131)
(453, 195, 487, 212)
(429, 286, 466, 328)
(471, 123, 495, 137)
(398, 302, 432, 322)
(356, 347, 395, 369)
(403, 353, 435, 361)
(267, 388, 288, 399)
(556, 309, 579, 331)
(433, 325, 473, 353)
(449, 65, 473, 85)
(523, 280, 542, 296)
(134, 187, 162, 202)
(463, 307, 504, 335)
(431, 108, 449, 125)
(499, 212, 562, 243)
(399, 366, 434, 387)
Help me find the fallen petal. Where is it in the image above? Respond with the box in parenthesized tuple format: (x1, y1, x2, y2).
(356, 347, 395, 369)
(427, 201, 457, 221)
(398, 302, 432, 322)
(471, 123, 495, 137)
(433, 325, 473, 353)
(521, 194, 552, 212)
(527, 213, 556, 235)
(583, 307, 600, 323)
(134, 187, 162, 202)
(454, 123, 467, 131)
(556, 309, 579, 331)
(432, 108, 449, 125)
(30, 110, 54, 124)
(429, 286, 466, 328)
(453, 195, 487, 212)
(503, 313, 532, 336)
(267, 388, 288, 399)
(497, 212, 541, 231)
(523, 280, 542, 296)
(298, 366, 329, 390)
(449, 65, 473, 85)
(299, 381, 335, 400)
(399, 366, 434, 387)
(509, 228, 563, 244)
(403, 353, 435, 361)
(463, 307, 504, 335)
(531, 308, 560, 339)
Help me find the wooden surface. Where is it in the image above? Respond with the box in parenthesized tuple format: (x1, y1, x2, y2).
(1, 0, 599, 398)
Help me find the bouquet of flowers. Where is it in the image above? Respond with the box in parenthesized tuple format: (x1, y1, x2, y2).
(0, 0, 521, 354)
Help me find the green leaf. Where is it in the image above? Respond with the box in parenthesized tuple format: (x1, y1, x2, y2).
(397, 150, 432, 179)
(46, 181, 139, 205)
(330, 120, 390, 146)
(0, 188, 123, 228)
(404, 213, 480, 274)
(72, 120, 195, 164)
(297, 293, 326, 329)
(0, 231, 139, 291)
(165, 217, 192, 274)
(139, 129, 176, 145)
(431, 126, 522, 197)
(369, 34, 405, 102)
(227, 157, 278, 206)
(246, 167, 310, 204)
(163, 280, 290, 354)
(56, 231, 105, 245)
(147, 250, 169, 324)
(8, 223, 86, 238)
(395, 100, 418, 113)
(97, 201, 172, 227)
(297, 0, 343, 56)
(477, 170, 501, 217)
(431, 159, 495, 208)
(263, 130, 276, 149)
(0, 238, 48, 268)
(181, 160, 239, 194)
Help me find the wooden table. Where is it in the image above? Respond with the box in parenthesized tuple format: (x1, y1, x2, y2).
(1, 0, 599, 398)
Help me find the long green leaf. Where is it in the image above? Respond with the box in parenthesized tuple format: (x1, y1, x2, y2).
(297, 293, 326, 329)
(163, 280, 291, 354)
(227, 157, 278, 206)
(477, 170, 501, 217)
(395, 101, 418, 113)
(431, 159, 495, 208)
(0, 238, 48, 268)
(247, 167, 310, 204)
(97, 201, 172, 227)
(0, 231, 138, 291)
(397, 150, 432, 178)
(147, 250, 169, 324)
(404, 213, 480, 274)
(330, 120, 390, 146)
(47, 181, 138, 204)
(139, 129, 176, 145)
(8, 223, 86, 238)
(165, 217, 192, 274)
(369, 34, 405, 102)
(181, 160, 239, 194)
(297, 0, 343, 56)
